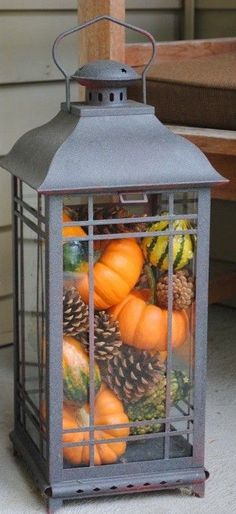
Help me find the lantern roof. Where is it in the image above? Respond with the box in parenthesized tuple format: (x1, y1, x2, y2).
(0, 17, 227, 194)
(0, 101, 226, 194)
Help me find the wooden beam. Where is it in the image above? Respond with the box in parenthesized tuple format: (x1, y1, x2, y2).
(78, 0, 125, 65)
(209, 155, 236, 202)
(126, 38, 236, 67)
(167, 126, 236, 157)
(167, 127, 236, 202)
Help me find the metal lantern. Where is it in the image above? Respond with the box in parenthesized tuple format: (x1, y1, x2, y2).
(0, 16, 227, 513)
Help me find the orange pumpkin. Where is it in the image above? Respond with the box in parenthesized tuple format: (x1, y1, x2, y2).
(77, 238, 144, 310)
(63, 386, 129, 466)
(110, 289, 189, 352)
(63, 211, 86, 238)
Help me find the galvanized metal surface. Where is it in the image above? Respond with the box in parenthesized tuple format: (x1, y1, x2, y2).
(88, 195, 95, 467)
(73, 60, 141, 86)
(45, 195, 63, 483)
(63, 100, 154, 116)
(192, 189, 211, 467)
(165, 193, 174, 459)
(0, 105, 226, 194)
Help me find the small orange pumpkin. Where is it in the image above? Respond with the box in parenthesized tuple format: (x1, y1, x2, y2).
(63, 211, 86, 238)
(77, 238, 144, 310)
(63, 386, 129, 466)
(110, 289, 189, 352)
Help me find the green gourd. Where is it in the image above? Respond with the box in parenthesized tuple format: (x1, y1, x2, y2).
(142, 217, 196, 271)
(63, 241, 88, 273)
(125, 370, 190, 435)
(63, 336, 101, 407)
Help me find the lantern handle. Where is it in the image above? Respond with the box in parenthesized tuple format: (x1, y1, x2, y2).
(52, 15, 156, 111)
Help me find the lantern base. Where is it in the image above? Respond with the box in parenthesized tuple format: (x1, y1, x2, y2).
(10, 428, 208, 512)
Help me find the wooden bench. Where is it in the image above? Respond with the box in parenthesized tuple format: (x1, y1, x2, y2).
(125, 38, 236, 200)
(126, 38, 236, 304)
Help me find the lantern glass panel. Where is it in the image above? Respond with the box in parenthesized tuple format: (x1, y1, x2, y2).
(169, 421, 193, 458)
(174, 191, 198, 215)
(62, 190, 197, 468)
(15, 180, 46, 456)
(22, 182, 45, 217)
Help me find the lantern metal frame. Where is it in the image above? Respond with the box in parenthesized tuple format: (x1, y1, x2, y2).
(11, 181, 210, 512)
(1, 16, 227, 514)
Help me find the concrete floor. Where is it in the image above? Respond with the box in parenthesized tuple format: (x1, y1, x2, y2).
(0, 304, 236, 514)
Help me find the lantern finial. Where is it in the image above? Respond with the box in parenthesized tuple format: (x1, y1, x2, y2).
(52, 15, 156, 110)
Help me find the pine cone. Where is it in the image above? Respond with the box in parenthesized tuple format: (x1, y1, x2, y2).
(81, 311, 122, 361)
(67, 205, 146, 234)
(63, 287, 89, 336)
(156, 270, 195, 310)
(93, 205, 147, 234)
(102, 345, 164, 402)
(64, 204, 147, 235)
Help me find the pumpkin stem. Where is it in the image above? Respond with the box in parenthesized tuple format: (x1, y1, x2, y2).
(144, 264, 156, 305)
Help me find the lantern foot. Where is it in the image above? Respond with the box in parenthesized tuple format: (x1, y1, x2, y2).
(192, 482, 205, 498)
(46, 497, 63, 513)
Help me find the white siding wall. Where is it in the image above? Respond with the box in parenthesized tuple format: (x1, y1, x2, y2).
(0, 2, 79, 344)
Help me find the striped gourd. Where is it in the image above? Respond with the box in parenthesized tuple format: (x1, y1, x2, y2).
(142, 218, 196, 271)
(63, 336, 101, 407)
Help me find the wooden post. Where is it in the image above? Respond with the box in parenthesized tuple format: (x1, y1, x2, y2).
(183, 0, 195, 40)
(78, 0, 126, 65)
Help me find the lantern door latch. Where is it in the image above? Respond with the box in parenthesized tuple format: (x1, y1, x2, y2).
(119, 193, 149, 204)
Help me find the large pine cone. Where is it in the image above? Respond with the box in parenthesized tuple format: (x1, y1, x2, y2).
(102, 345, 165, 402)
(81, 311, 122, 362)
(156, 269, 195, 310)
(63, 287, 89, 336)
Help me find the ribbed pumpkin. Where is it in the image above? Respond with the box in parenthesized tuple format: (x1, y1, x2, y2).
(142, 217, 196, 271)
(109, 289, 189, 352)
(63, 336, 101, 406)
(77, 238, 144, 310)
(63, 386, 129, 465)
